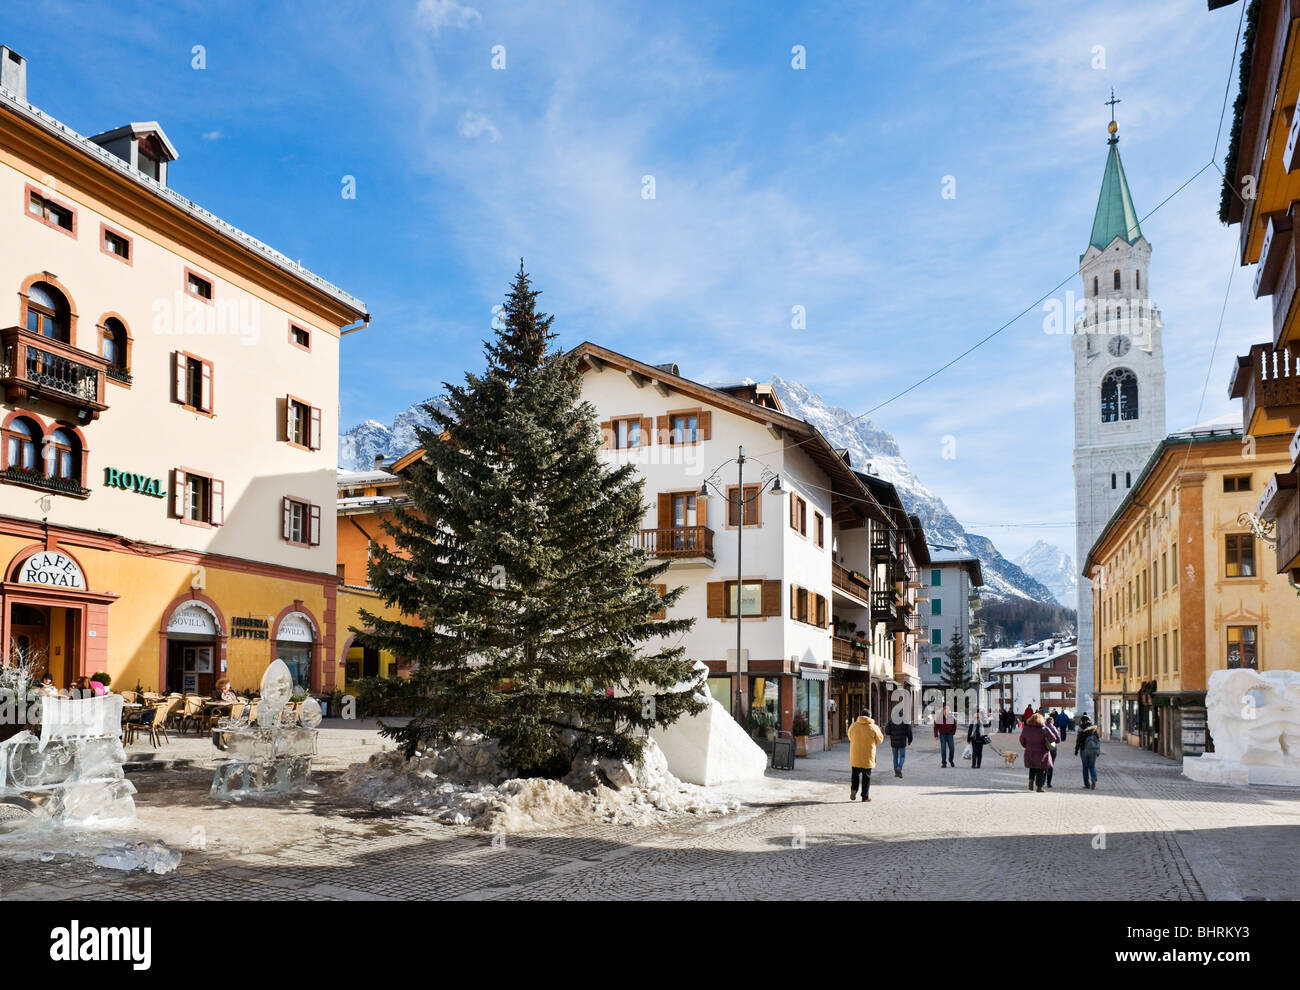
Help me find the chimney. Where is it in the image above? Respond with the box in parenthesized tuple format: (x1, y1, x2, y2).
(373, 454, 385, 471)
(0, 47, 27, 103)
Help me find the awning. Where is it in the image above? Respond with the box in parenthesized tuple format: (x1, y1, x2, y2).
(798, 666, 829, 681)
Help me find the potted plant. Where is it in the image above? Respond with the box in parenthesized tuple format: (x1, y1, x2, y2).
(792, 711, 811, 757)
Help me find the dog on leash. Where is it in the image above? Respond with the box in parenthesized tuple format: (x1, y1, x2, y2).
(1001, 750, 1018, 768)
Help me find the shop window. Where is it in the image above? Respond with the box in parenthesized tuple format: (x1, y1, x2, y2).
(286, 396, 322, 450)
(173, 469, 224, 526)
(4, 416, 40, 471)
(289, 324, 312, 350)
(795, 678, 823, 736)
(174, 352, 213, 414)
(281, 496, 321, 547)
(26, 186, 75, 235)
(1224, 533, 1255, 578)
(24, 281, 70, 342)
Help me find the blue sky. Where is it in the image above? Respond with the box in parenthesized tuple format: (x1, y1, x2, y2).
(0, 0, 1259, 561)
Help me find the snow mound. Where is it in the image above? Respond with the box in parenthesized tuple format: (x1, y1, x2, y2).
(338, 735, 741, 832)
(650, 683, 769, 786)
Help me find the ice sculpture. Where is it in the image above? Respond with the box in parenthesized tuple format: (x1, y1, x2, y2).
(1183, 668, 1300, 786)
(648, 661, 768, 786)
(0, 693, 136, 827)
(210, 659, 319, 798)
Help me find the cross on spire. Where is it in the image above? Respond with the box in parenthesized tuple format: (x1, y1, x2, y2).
(1106, 88, 1121, 121)
(1105, 89, 1121, 144)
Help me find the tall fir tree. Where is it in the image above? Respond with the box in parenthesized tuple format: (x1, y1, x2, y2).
(939, 630, 974, 692)
(358, 264, 703, 775)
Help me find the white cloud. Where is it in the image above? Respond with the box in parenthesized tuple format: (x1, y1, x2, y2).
(458, 110, 501, 142)
(201, 130, 222, 141)
(417, 0, 481, 33)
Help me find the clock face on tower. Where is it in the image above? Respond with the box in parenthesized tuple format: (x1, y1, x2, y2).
(1108, 335, 1131, 358)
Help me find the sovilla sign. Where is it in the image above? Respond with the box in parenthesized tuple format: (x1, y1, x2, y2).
(19, 551, 87, 590)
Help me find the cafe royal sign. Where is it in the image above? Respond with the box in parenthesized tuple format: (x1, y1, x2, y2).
(19, 551, 87, 590)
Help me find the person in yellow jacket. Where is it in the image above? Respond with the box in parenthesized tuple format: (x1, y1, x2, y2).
(847, 714, 884, 802)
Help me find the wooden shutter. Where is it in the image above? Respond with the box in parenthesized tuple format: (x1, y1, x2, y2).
(309, 503, 321, 545)
(762, 580, 781, 617)
(171, 469, 186, 518)
(656, 414, 670, 444)
(173, 352, 185, 404)
(651, 583, 667, 621)
(790, 584, 799, 619)
(200, 359, 213, 413)
(310, 405, 322, 450)
(727, 487, 739, 527)
(706, 581, 725, 618)
(747, 485, 762, 526)
(282, 497, 293, 540)
(657, 493, 671, 529)
(698, 410, 711, 440)
(211, 478, 224, 525)
(697, 495, 707, 527)
(640, 416, 653, 446)
(789, 492, 797, 531)
(599, 421, 613, 449)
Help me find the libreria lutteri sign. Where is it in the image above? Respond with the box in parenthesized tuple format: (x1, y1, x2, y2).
(104, 467, 166, 498)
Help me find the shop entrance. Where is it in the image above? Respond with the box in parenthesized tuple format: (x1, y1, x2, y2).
(164, 602, 221, 695)
(7, 601, 77, 688)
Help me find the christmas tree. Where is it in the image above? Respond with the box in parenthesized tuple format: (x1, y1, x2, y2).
(939, 630, 974, 692)
(358, 264, 703, 776)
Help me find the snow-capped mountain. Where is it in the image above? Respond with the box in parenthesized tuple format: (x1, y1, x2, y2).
(767, 377, 1057, 604)
(1013, 540, 1078, 609)
(339, 379, 1058, 605)
(339, 398, 450, 471)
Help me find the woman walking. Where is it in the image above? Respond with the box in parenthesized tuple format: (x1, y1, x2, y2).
(967, 710, 990, 769)
(1043, 716, 1061, 788)
(1019, 713, 1054, 792)
(1075, 713, 1101, 789)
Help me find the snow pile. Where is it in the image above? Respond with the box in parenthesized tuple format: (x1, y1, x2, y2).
(339, 733, 741, 832)
(649, 668, 769, 786)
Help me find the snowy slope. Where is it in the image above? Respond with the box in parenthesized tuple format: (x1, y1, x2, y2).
(339, 398, 450, 469)
(1014, 541, 1078, 609)
(767, 377, 1056, 604)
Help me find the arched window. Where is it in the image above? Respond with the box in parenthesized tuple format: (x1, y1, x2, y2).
(1101, 368, 1139, 423)
(4, 417, 40, 471)
(1135, 270, 1141, 291)
(101, 317, 128, 370)
(25, 282, 70, 342)
(1126, 471, 1132, 488)
(1111, 473, 1117, 490)
(44, 428, 80, 482)
(1093, 275, 1099, 296)
(1113, 269, 1121, 290)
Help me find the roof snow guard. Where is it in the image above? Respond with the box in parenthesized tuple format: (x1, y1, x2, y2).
(1089, 141, 1143, 252)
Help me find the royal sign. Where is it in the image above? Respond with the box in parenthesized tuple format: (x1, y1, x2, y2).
(104, 467, 166, 498)
(19, 551, 86, 590)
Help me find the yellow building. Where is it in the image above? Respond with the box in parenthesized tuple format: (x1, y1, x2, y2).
(0, 49, 366, 694)
(1084, 422, 1297, 758)
(335, 454, 422, 694)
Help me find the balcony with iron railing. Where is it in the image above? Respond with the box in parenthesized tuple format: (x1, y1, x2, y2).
(0, 465, 89, 498)
(635, 525, 715, 566)
(831, 561, 871, 604)
(0, 326, 109, 420)
(1230, 342, 1300, 439)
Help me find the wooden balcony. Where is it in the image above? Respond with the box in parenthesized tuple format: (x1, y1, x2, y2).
(635, 525, 714, 566)
(0, 326, 108, 420)
(1260, 468, 1300, 577)
(1230, 342, 1300, 438)
(871, 531, 899, 562)
(831, 561, 871, 603)
(832, 636, 869, 666)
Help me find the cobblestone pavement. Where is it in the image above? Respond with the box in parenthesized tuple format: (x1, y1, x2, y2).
(2, 731, 1296, 900)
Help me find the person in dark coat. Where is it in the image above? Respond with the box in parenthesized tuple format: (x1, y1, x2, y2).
(1019, 713, 1054, 792)
(934, 704, 958, 767)
(885, 714, 913, 778)
(967, 710, 990, 769)
(1043, 716, 1061, 787)
(1074, 713, 1101, 789)
(1054, 709, 1071, 739)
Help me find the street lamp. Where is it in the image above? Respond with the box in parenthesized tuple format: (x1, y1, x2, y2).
(699, 444, 782, 729)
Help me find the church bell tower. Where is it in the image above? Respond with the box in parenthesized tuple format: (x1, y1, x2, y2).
(1072, 95, 1166, 716)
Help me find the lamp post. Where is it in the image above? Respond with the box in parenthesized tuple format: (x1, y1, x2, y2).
(700, 444, 782, 730)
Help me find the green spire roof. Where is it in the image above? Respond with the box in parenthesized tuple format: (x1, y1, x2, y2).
(1089, 139, 1142, 251)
